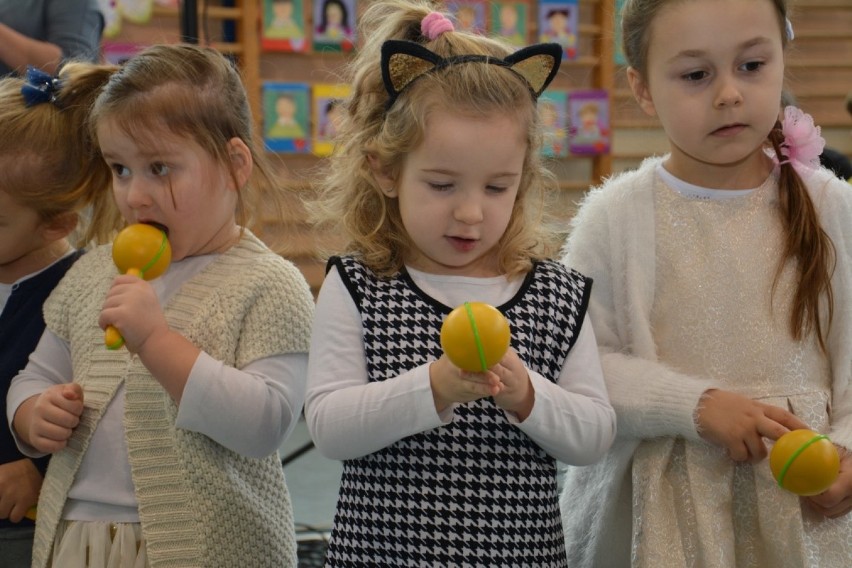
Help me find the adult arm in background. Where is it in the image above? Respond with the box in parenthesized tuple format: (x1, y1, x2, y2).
(0, 0, 103, 74)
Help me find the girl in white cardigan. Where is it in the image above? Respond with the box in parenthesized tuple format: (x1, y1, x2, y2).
(560, 0, 852, 566)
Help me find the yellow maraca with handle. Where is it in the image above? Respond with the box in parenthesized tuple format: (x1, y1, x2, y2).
(440, 302, 511, 372)
(104, 223, 171, 350)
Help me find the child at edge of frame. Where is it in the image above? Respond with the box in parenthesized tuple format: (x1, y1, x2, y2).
(559, 1, 852, 566)
(8, 44, 315, 568)
(0, 61, 121, 568)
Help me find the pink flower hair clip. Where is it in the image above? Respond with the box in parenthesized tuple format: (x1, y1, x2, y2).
(774, 106, 825, 176)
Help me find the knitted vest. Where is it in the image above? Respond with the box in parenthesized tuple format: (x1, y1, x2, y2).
(34, 232, 314, 568)
(325, 256, 590, 567)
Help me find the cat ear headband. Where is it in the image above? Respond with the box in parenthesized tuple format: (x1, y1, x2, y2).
(380, 40, 563, 110)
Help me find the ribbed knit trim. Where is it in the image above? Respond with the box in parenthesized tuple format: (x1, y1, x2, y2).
(35, 232, 308, 567)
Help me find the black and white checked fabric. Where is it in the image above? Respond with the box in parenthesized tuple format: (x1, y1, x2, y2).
(325, 256, 590, 567)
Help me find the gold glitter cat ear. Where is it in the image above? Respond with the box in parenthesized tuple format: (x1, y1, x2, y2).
(380, 40, 562, 110)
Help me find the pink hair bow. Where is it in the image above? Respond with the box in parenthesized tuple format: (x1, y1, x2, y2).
(421, 12, 454, 40)
(775, 106, 825, 176)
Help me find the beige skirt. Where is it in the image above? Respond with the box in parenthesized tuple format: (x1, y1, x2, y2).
(49, 520, 148, 568)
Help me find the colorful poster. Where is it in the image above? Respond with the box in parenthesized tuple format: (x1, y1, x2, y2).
(98, 0, 153, 37)
(262, 0, 308, 52)
(263, 82, 311, 153)
(312, 0, 356, 53)
(102, 41, 145, 65)
(312, 83, 350, 157)
(568, 89, 610, 155)
(447, 0, 486, 35)
(538, 0, 579, 60)
(490, 1, 528, 48)
(538, 90, 568, 158)
(614, 0, 627, 65)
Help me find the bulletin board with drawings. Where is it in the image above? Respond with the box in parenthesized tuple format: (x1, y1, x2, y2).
(256, 0, 615, 191)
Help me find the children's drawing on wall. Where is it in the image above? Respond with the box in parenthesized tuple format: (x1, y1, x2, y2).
(263, 82, 310, 153)
(312, 83, 351, 157)
(262, 0, 307, 52)
(102, 42, 145, 65)
(98, 0, 154, 37)
(447, 0, 486, 35)
(491, 1, 527, 48)
(538, 0, 578, 60)
(613, 0, 627, 65)
(568, 89, 610, 155)
(538, 90, 568, 158)
(313, 0, 356, 52)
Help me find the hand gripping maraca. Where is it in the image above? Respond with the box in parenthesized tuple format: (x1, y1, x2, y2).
(104, 223, 171, 350)
(440, 302, 511, 372)
(769, 429, 841, 496)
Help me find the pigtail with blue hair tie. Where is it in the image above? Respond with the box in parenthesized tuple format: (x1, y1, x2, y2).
(21, 66, 62, 107)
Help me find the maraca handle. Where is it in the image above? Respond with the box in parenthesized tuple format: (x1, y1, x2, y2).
(103, 267, 142, 350)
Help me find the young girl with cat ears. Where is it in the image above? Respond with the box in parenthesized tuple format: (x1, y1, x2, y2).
(305, 0, 616, 565)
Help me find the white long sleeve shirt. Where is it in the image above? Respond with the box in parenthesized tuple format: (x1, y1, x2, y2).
(305, 265, 615, 465)
(8, 253, 307, 521)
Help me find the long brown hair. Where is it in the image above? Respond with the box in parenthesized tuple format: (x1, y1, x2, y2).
(621, 0, 835, 350)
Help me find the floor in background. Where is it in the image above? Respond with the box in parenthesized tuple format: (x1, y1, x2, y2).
(280, 418, 341, 567)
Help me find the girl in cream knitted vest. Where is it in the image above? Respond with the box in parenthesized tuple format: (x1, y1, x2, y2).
(8, 44, 314, 568)
(36, 237, 310, 567)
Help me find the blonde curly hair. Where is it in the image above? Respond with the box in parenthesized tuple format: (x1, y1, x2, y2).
(308, 0, 564, 278)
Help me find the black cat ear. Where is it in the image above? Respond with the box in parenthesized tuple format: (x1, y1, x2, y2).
(380, 40, 563, 110)
(504, 43, 562, 97)
(381, 40, 445, 107)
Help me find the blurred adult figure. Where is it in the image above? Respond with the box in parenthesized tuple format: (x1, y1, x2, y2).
(0, 0, 103, 76)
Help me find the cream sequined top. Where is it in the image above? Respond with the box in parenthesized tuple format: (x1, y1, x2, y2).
(559, 156, 852, 567)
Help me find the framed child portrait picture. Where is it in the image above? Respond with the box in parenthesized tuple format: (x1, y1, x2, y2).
(568, 89, 611, 155)
(490, 1, 528, 48)
(538, 0, 578, 60)
(447, 0, 486, 35)
(312, 83, 351, 157)
(261, 0, 308, 52)
(312, 0, 356, 53)
(538, 90, 568, 158)
(263, 82, 311, 153)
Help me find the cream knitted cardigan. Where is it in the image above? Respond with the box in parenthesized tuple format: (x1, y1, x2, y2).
(559, 157, 852, 567)
(33, 231, 314, 568)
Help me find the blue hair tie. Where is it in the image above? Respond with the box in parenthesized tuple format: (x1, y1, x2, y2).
(21, 66, 62, 107)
